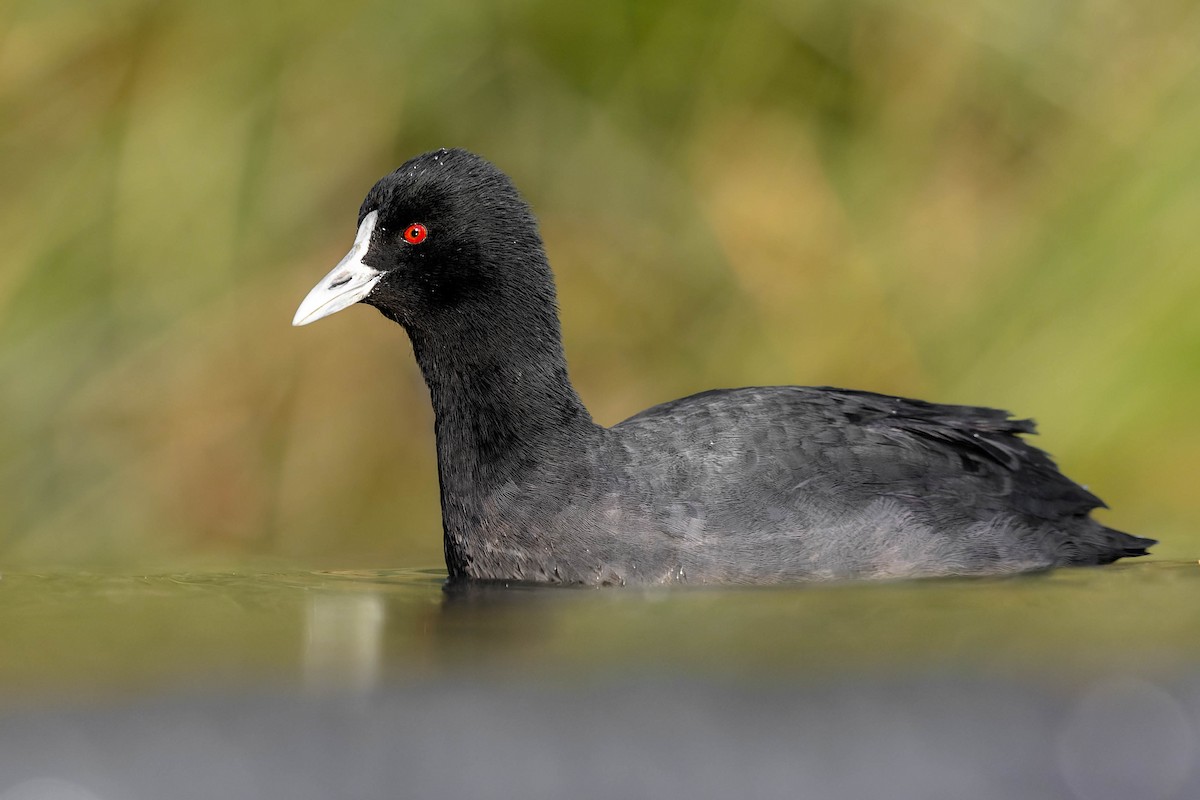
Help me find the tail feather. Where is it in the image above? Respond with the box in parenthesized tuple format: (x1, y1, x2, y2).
(1089, 525, 1156, 565)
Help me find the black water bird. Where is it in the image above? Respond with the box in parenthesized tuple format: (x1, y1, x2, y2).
(293, 148, 1153, 585)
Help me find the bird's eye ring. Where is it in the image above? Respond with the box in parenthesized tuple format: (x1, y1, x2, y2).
(403, 223, 428, 245)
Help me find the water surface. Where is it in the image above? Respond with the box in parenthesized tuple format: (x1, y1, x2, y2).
(2, 561, 1197, 702)
(3, 562, 1200, 798)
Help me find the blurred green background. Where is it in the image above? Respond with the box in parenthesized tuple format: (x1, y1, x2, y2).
(2, 0, 1197, 571)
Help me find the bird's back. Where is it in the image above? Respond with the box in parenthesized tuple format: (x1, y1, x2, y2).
(590, 386, 1152, 583)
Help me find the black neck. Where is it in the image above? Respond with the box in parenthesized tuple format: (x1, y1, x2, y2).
(407, 318, 599, 576)
(408, 318, 598, 490)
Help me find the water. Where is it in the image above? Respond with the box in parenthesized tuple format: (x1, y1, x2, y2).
(2, 561, 1197, 696)
(1, 562, 1199, 798)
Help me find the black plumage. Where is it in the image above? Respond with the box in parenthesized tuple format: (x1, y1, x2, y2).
(293, 148, 1154, 585)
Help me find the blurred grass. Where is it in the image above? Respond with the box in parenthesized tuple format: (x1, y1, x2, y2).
(1, 0, 1197, 569)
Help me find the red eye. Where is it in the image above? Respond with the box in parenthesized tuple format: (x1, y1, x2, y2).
(403, 223, 428, 244)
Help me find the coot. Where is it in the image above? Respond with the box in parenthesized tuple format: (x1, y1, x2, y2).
(293, 148, 1153, 585)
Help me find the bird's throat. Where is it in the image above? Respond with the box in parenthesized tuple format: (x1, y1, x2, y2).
(409, 326, 597, 488)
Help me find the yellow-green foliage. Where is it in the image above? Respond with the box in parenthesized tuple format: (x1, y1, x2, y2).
(2, 0, 1197, 568)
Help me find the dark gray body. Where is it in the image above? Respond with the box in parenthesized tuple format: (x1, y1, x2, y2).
(444, 385, 1148, 585)
(301, 148, 1153, 585)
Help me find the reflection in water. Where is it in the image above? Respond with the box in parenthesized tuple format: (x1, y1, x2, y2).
(0, 562, 1198, 700)
(0, 564, 1199, 797)
(428, 578, 589, 654)
(440, 576, 580, 607)
(303, 591, 386, 692)
(297, 572, 571, 690)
